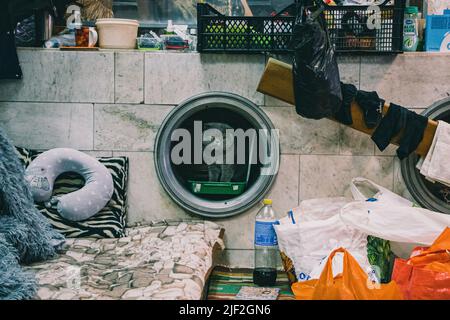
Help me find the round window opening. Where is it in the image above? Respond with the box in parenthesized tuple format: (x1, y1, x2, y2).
(154, 92, 279, 218)
(401, 97, 450, 214)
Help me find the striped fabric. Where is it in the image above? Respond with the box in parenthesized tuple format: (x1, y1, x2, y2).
(207, 267, 295, 300)
(15, 147, 129, 238)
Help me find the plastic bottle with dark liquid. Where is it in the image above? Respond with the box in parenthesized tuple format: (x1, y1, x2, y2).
(253, 199, 278, 286)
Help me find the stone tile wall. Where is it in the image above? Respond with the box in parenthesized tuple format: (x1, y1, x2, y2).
(1, 49, 449, 267)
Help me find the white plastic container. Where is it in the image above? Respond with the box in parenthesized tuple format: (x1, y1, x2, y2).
(95, 18, 139, 49)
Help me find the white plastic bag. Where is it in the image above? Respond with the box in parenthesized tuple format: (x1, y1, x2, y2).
(274, 223, 305, 280)
(349, 177, 445, 257)
(350, 177, 413, 207)
(274, 198, 372, 282)
(279, 197, 351, 224)
(340, 201, 450, 246)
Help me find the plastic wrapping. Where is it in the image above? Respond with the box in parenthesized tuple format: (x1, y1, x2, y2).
(15, 16, 36, 47)
(392, 227, 450, 300)
(44, 29, 76, 48)
(290, 0, 342, 119)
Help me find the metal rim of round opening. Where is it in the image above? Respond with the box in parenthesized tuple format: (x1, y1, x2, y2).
(154, 92, 279, 218)
(401, 97, 450, 214)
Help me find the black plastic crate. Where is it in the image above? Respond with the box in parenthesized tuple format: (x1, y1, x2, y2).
(197, 1, 405, 54)
(197, 3, 296, 53)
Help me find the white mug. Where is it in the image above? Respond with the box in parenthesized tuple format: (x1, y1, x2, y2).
(75, 26, 99, 47)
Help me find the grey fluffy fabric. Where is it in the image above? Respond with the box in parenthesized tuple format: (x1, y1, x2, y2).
(0, 235, 36, 299)
(0, 128, 65, 300)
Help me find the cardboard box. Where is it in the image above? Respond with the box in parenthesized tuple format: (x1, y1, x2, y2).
(425, 9, 450, 52)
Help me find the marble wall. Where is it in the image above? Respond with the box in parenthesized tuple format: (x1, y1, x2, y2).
(1, 48, 449, 267)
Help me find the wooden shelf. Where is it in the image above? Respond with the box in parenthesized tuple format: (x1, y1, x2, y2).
(60, 46, 99, 51)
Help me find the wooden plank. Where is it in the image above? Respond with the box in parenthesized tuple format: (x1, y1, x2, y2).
(257, 58, 438, 157)
(60, 46, 99, 51)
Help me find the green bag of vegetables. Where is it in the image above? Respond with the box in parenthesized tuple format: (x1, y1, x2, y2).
(367, 236, 395, 283)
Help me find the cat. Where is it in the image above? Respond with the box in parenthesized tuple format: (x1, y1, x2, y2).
(202, 122, 236, 182)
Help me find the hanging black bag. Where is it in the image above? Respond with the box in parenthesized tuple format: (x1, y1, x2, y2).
(290, 0, 342, 120)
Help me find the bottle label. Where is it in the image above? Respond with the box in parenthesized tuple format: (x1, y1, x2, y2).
(254, 221, 278, 246)
(403, 19, 417, 35)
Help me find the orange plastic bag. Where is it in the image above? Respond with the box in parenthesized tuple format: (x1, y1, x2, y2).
(291, 248, 403, 300)
(392, 227, 450, 300)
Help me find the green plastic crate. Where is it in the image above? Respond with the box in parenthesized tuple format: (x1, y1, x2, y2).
(188, 180, 247, 195)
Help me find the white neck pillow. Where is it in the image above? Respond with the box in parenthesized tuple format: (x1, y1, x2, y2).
(25, 148, 114, 221)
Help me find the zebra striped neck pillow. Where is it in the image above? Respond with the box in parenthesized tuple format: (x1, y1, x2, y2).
(15, 147, 129, 238)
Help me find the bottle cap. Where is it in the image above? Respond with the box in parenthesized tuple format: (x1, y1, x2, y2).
(263, 199, 272, 205)
(405, 6, 418, 14)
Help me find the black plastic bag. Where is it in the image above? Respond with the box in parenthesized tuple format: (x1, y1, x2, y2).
(0, 5, 22, 80)
(290, 0, 342, 120)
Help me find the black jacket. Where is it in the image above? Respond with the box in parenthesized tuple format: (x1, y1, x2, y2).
(0, 1, 22, 79)
(0, 0, 75, 79)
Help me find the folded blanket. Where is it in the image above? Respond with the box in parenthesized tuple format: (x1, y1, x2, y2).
(417, 121, 450, 187)
(0, 128, 65, 300)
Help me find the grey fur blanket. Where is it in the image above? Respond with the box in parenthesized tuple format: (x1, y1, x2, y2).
(0, 128, 65, 300)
